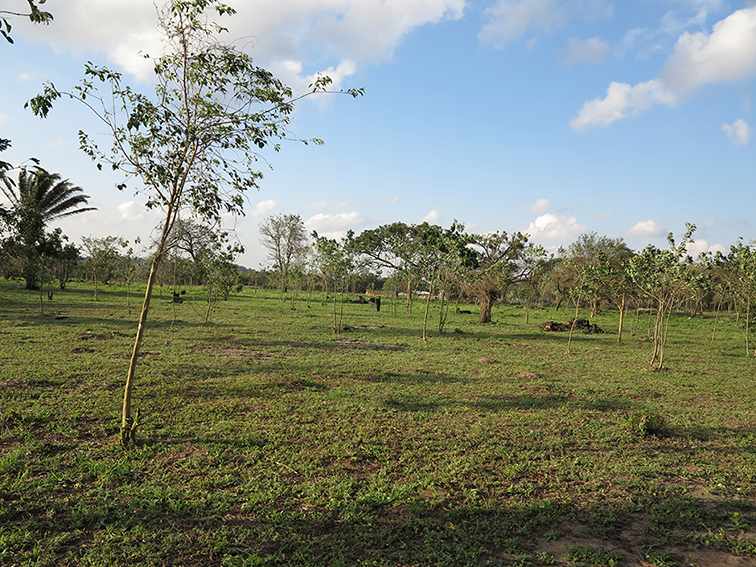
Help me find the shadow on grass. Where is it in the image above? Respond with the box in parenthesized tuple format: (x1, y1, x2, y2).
(3, 486, 753, 566)
(384, 394, 570, 413)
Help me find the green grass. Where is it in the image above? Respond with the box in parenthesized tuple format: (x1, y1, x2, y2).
(1, 280, 754, 566)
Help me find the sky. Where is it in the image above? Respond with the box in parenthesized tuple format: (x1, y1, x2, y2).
(1, 0, 755, 267)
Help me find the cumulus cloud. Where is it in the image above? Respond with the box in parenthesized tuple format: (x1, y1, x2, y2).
(306, 211, 365, 238)
(251, 199, 277, 216)
(13, 0, 465, 86)
(422, 209, 441, 223)
(686, 239, 725, 256)
(629, 219, 664, 237)
(722, 119, 751, 145)
(565, 36, 610, 64)
(572, 6, 756, 129)
(531, 198, 551, 214)
(526, 213, 584, 241)
(480, 0, 612, 46)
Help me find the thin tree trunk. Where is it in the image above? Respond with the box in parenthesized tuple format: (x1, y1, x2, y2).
(617, 293, 626, 344)
(121, 204, 176, 447)
(422, 277, 434, 342)
(746, 298, 751, 358)
(710, 300, 721, 343)
(567, 295, 581, 354)
(204, 288, 213, 324)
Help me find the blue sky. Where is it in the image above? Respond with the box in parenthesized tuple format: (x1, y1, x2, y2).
(1, 0, 754, 266)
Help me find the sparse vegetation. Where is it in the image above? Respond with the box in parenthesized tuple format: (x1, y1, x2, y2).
(0, 280, 753, 565)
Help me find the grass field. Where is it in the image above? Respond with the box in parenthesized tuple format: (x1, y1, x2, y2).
(0, 280, 754, 566)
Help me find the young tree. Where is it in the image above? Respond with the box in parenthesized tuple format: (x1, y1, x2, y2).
(81, 235, 127, 300)
(722, 241, 756, 357)
(202, 238, 242, 324)
(259, 214, 308, 293)
(28, 0, 362, 446)
(54, 239, 80, 290)
(627, 224, 698, 371)
(312, 232, 356, 335)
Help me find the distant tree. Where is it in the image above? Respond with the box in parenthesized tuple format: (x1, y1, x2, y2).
(517, 245, 549, 324)
(54, 239, 80, 290)
(564, 232, 632, 316)
(627, 224, 698, 371)
(259, 214, 308, 293)
(81, 235, 127, 300)
(1, 167, 94, 289)
(202, 237, 243, 324)
(27, 0, 361, 446)
(721, 240, 756, 357)
(464, 231, 530, 324)
(120, 238, 141, 314)
(312, 232, 356, 334)
(351, 222, 424, 314)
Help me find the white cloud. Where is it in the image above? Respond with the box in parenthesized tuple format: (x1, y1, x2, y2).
(480, 0, 612, 46)
(531, 198, 551, 214)
(306, 211, 365, 238)
(422, 209, 440, 223)
(0, 113, 8, 127)
(573, 6, 756, 129)
(17, 72, 34, 81)
(308, 59, 357, 92)
(14, 0, 465, 86)
(571, 80, 678, 130)
(687, 239, 725, 256)
(629, 219, 664, 237)
(722, 118, 751, 145)
(117, 201, 145, 221)
(251, 199, 277, 216)
(565, 36, 610, 64)
(526, 213, 584, 241)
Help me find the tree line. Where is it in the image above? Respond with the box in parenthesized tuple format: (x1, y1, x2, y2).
(259, 213, 756, 367)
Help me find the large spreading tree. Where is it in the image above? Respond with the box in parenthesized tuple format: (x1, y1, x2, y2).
(28, 0, 362, 446)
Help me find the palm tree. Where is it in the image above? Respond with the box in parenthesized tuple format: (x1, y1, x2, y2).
(1, 167, 95, 289)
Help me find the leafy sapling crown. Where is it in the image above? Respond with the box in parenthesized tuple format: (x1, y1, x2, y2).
(25, 0, 362, 447)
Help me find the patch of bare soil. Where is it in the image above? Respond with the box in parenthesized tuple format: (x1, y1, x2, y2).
(155, 443, 209, 467)
(538, 517, 755, 567)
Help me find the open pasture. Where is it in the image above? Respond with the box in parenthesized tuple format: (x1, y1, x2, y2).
(0, 281, 754, 566)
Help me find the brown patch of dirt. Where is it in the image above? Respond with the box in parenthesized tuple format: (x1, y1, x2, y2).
(337, 458, 381, 479)
(156, 443, 209, 467)
(479, 356, 497, 365)
(516, 371, 540, 380)
(680, 549, 755, 566)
